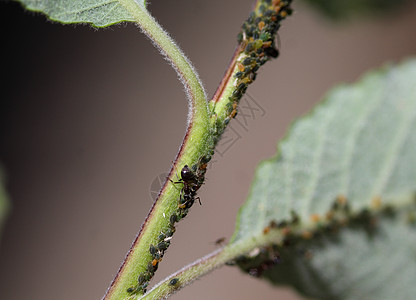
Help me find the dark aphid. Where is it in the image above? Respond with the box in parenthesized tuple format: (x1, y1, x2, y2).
(235, 71, 243, 78)
(158, 233, 166, 241)
(232, 89, 242, 98)
(200, 154, 211, 165)
(158, 241, 169, 251)
(144, 273, 152, 281)
(127, 286, 137, 293)
(138, 274, 146, 284)
(237, 82, 246, 92)
(153, 252, 161, 260)
(245, 42, 254, 53)
(149, 244, 157, 256)
(242, 57, 253, 65)
(169, 278, 179, 286)
(170, 213, 178, 225)
(141, 282, 149, 290)
(165, 228, 174, 237)
(264, 47, 279, 58)
(147, 261, 155, 273)
(215, 237, 226, 245)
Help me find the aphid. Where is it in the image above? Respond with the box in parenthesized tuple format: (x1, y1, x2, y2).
(302, 231, 313, 240)
(336, 194, 347, 206)
(158, 241, 169, 251)
(165, 228, 175, 237)
(371, 195, 382, 209)
(242, 57, 253, 65)
(141, 282, 149, 292)
(138, 274, 146, 284)
(149, 244, 157, 256)
(264, 46, 279, 58)
(126, 286, 137, 293)
(310, 214, 320, 223)
(147, 262, 155, 273)
(245, 42, 254, 53)
(170, 213, 178, 225)
(237, 63, 245, 72)
(215, 237, 226, 245)
(152, 258, 159, 267)
(235, 71, 243, 78)
(169, 278, 179, 286)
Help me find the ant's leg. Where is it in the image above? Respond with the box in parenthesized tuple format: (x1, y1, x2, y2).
(195, 197, 202, 206)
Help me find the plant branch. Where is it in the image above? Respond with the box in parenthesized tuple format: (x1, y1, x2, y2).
(104, 2, 211, 299)
(140, 231, 284, 300)
(105, 0, 293, 298)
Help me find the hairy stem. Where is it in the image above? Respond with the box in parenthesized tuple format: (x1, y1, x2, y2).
(140, 230, 283, 300)
(105, 0, 293, 298)
(104, 2, 210, 299)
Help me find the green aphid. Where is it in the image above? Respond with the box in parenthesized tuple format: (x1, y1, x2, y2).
(237, 32, 243, 43)
(260, 32, 271, 41)
(253, 39, 263, 49)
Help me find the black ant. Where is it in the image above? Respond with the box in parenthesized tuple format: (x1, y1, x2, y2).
(170, 165, 201, 207)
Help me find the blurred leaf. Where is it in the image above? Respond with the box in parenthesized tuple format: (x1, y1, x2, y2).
(264, 214, 416, 300)
(0, 168, 10, 242)
(15, 0, 148, 27)
(231, 58, 416, 299)
(302, 0, 409, 19)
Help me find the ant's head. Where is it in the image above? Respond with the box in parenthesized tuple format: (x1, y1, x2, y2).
(180, 165, 194, 181)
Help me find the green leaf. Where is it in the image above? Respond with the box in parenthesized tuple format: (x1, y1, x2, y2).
(16, 0, 147, 27)
(231, 58, 416, 299)
(0, 168, 10, 242)
(263, 213, 416, 300)
(302, 0, 409, 19)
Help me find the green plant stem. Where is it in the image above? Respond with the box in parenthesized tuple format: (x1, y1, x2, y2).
(104, 1, 210, 299)
(140, 230, 284, 300)
(105, 1, 293, 298)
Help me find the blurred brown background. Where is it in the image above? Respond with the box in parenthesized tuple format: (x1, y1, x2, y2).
(1, 0, 416, 299)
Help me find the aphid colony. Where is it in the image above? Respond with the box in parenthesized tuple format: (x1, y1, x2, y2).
(234, 194, 402, 278)
(126, 155, 211, 295)
(127, 0, 294, 295)
(225, 0, 292, 123)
